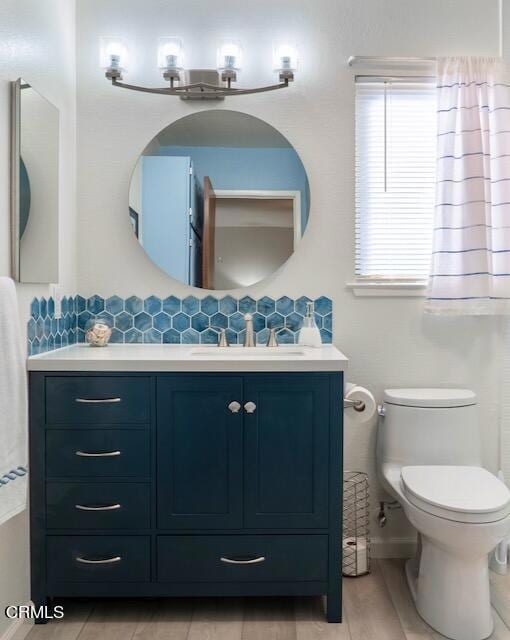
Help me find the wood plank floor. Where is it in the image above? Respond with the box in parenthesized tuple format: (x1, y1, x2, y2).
(19, 560, 510, 640)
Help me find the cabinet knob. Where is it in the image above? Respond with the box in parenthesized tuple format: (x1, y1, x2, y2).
(228, 401, 241, 414)
(244, 401, 257, 414)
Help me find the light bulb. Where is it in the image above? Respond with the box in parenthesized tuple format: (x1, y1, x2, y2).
(158, 38, 184, 70)
(100, 38, 129, 72)
(273, 43, 298, 73)
(217, 40, 242, 71)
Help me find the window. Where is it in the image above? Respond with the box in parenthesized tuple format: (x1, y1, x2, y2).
(355, 78, 437, 281)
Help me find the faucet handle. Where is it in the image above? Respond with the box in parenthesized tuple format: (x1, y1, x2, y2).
(209, 324, 229, 347)
(266, 322, 288, 347)
(266, 328, 279, 347)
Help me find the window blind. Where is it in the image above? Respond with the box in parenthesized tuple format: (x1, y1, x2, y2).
(355, 79, 437, 279)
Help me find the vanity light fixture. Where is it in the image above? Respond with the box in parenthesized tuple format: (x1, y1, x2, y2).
(102, 37, 297, 100)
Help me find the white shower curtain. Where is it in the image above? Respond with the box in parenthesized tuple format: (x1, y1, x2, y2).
(425, 57, 510, 314)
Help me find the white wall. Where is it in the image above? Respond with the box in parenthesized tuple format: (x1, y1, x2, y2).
(0, 0, 76, 634)
(215, 226, 294, 290)
(75, 0, 502, 551)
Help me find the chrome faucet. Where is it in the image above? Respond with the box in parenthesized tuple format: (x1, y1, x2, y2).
(243, 313, 255, 347)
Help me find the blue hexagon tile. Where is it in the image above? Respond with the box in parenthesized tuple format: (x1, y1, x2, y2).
(257, 296, 275, 315)
(144, 296, 162, 315)
(182, 296, 199, 316)
(219, 296, 237, 315)
(27, 296, 77, 356)
(163, 296, 181, 315)
(276, 296, 294, 316)
(106, 295, 123, 315)
(239, 296, 256, 314)
(201, 295, 218, 316)
(154, 312, 172, 333)
(191, 313, 209, 332)
(125, 296, 143, 315)
(75, 295, 333, 346)
(27, 294, 333, 353)
(87, 294, 104, 315)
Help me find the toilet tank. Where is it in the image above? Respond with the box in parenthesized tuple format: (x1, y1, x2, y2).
(377, 388, 481, 467)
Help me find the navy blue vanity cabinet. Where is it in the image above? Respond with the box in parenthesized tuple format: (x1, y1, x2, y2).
(243, 376, 330, 529)
(157, 377, 244, 529)
(29, 371, 343, 623)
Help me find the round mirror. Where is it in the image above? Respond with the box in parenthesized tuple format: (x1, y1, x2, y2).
(128, 110, 310, 290)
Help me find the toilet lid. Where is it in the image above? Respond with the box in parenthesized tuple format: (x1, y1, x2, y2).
(384, 388, 476, 408)
(401, 466, 510, 523)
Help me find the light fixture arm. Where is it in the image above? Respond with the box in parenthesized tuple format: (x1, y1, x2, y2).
(108, 76, 290, 97)
(105, 68, 293, 99)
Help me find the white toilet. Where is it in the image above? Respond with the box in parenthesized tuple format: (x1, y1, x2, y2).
(377, 388, 510, 640)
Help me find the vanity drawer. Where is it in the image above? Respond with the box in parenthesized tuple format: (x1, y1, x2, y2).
(45, 376, 150, 425)
(46, 482, 151, 529)
(47, 536, 150, 583)
(46, 430, 150, 478)
(157, 535, 328, 583)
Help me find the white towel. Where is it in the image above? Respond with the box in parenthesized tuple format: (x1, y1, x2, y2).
(0, 277, 27, 525)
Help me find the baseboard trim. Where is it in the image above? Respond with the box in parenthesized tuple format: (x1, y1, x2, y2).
(1, 605, 33, 640)
(371, 536, 416, 559)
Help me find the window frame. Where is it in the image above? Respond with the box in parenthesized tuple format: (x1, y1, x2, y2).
(349, 73, 436, 297)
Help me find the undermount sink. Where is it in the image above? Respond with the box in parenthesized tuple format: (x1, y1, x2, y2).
(190, 347, 307, 358)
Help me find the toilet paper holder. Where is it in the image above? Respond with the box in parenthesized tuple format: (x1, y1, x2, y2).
(343, 397, 366, 412)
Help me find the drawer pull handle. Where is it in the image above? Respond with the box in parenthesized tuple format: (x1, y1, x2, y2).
(75, 450, 121, 458)
(75, 503, 121, 511)
(76, 556, 122, 565)
(75, 397, 122, 404)
(220, 555, 266, 565)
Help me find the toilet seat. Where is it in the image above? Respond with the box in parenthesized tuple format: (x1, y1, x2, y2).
(401, 466, 510, 524)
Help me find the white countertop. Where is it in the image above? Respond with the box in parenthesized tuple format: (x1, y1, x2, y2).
(27, 344, 348, 373)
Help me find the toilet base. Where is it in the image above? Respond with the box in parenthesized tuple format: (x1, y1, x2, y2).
(405, 539, 494, 640)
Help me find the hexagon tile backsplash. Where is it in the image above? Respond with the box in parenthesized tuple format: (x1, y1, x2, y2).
(27, 294, 333, 355)
(27, 296, 78, 356)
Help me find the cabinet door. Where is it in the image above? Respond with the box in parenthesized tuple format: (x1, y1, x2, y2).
(157, 377, 243, 529)
(244, 376, 330, 528)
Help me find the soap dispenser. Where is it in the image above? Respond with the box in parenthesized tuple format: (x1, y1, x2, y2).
(297, 302, 322, 348)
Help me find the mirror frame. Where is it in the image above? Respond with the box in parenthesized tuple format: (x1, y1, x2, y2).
(10, 78, 60, 283)
(10, 78, 22, 280)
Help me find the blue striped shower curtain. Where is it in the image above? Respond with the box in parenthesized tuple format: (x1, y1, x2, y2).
(425, 57, 510, 314)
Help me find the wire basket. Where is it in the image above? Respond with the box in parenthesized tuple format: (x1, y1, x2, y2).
(343, 471, 370, 577)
